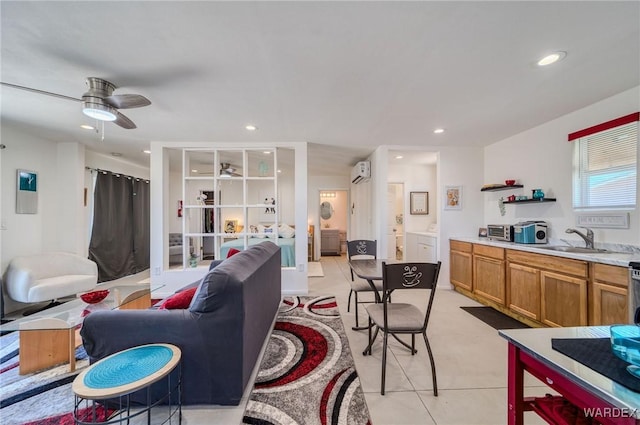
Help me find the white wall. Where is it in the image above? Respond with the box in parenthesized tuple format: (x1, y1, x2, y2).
(319, 191, 347, 231)
(388, 163, 438, 233)
(484, 86, 640, 246)
(1, 126, 61, 270)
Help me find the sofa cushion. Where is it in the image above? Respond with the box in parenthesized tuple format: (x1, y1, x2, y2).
(159, 287, 198, 309)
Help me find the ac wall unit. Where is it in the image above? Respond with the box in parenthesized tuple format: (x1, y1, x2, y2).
(351, 161, 371, 184)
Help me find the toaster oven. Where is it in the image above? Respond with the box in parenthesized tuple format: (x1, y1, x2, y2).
(487, 224, 514, 241)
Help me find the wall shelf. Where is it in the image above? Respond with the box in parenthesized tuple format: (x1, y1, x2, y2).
(502, 198, 556, 204)
(481, 184, 524, 192)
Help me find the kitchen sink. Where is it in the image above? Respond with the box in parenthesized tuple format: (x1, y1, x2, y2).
(537, 246, 614, 254)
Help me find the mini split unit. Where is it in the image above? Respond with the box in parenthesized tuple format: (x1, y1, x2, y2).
(351, 161, 371, 184)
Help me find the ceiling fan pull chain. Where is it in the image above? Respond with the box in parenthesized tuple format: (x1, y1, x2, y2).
(101, 120, 105, 142)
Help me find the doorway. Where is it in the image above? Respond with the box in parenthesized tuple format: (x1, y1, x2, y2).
(387, 183, 404, 260)
(319, 190, 348, 256)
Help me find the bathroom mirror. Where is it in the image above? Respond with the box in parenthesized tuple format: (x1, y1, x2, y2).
(320, 201, 334, 220)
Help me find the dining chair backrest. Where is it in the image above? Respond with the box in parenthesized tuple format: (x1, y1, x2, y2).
(347, 240, 377, 260)
(381, 261, 441, 328)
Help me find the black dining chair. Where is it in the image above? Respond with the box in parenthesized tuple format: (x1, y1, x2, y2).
(363, 261, 441, 396)
(346, 240, 381, 328)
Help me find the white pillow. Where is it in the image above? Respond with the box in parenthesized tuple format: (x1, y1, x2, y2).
(278, 223, 295, 238)
(264, 225, 276, 238)
(257, 224, 276, 238)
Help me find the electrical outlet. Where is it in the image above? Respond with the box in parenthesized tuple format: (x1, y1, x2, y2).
(0, 219, 6, 230)
(297, 263, 305, 272)
(154, 267, 161, 276)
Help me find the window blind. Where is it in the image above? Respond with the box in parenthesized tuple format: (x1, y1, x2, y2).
(572, 121, 638, 209)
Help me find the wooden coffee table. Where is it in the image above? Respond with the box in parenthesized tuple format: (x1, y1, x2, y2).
(0, 284, 163, 374)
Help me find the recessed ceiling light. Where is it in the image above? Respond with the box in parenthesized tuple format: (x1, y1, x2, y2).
(80, 124, 95, 130)
(191, 169, 198, 173)
(277, 169, 282, 173)
(537, 51, 567, 66)
(395, 155, 403, 159)
(111, 152, 122, 157)
(263, 151, 271, 154)
(245, 124, 257, 131)
(142, 149, 151, 154)
(434, 128, 445, 134)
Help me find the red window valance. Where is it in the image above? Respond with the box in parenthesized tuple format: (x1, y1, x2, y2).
(568, 112, 639, 141)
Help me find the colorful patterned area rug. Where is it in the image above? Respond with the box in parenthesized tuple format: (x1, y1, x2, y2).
(0, 330, 106, 424)
(243, 295, 371, 425)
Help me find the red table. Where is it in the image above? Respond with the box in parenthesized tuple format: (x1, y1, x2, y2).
(500, 327, 640, 424)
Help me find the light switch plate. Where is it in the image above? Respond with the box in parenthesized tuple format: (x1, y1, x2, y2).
(576, 212, 629, 228)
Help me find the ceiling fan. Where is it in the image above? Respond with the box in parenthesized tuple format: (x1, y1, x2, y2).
(220, 163, 242, 177)
(1, 77, 151, 129)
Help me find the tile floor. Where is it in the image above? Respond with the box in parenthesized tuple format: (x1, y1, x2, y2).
(9, 257, 549, 424)
(175, 255, 549, 424)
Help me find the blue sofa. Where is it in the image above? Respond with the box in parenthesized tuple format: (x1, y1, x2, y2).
(80, 241, 282, 405)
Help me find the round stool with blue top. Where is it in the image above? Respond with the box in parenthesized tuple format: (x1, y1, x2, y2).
(72, 343, 182, 424)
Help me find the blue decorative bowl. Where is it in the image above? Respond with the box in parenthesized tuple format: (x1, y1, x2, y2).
(610, 325, 640, 378)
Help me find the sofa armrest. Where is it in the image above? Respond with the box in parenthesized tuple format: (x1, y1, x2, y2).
(80, 309, 196, 359)
(80, 307, 249, 405)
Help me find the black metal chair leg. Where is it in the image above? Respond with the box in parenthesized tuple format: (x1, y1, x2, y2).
(423, 332, 438, 396)
(347, 289, 353, 312)
(363, 325, 379, 355)
(381, 330, 389, 395)
(354, 292, 359, 327)
(411, 334, 415, 355)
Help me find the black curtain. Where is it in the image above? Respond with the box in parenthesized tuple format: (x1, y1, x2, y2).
(132, 178, 150, 273)
(89, 172, 150, 282)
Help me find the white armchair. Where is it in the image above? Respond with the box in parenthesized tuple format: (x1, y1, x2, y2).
(5, 252, 98, 304)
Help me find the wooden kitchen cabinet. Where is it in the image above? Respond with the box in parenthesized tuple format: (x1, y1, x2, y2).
(507, 263, 541, 321)
(540, 270, 588, 327)
(590, 263, 628, 325)
(450, 240, 472, 291)
(473, 245, 505, 305)
(507, 249, 588, 328)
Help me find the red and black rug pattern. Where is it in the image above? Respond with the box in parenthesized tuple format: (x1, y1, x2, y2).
(243, 296, 371, 425)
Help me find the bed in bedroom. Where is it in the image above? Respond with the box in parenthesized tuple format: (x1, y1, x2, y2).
(220, 237, 296, 267)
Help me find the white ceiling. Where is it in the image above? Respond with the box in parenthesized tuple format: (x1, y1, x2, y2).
(1, 2, 638, 176)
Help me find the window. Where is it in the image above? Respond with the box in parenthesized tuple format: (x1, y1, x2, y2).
(571, 114, 638, 210)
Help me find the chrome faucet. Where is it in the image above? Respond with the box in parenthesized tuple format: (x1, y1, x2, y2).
(565, 227, 594, 249)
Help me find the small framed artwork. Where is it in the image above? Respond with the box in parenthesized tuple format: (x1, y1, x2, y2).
(410, 191, 429, 215)
(478, 227, 488, 237)
(224, 219, 238, 233)
(16, 169, 38, 214)
(444, 185, 462, 210)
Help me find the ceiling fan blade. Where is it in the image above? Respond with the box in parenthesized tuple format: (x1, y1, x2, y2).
(113, 110, 136, 129)
(104, 94, 151, 109)
(1, 81, 82, 102)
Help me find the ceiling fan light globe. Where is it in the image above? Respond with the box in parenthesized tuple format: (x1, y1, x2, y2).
(82, 103, 117, 121)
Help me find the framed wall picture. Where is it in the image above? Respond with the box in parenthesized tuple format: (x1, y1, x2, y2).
(409, 191, 429, 215)
(444, 185, 462, 210)
(16, 169, 38, 214)
(224, 219, 238, 233)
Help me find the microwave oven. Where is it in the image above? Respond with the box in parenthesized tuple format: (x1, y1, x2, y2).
(487, 224, 514, 241)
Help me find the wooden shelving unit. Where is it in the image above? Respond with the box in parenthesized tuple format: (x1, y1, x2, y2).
(502, 198, 556, 204)
(481, 184, 524, 192)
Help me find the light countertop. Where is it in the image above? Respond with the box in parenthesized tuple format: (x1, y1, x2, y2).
(450, 236, 640, 267)
(406, 231, 438, 238)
